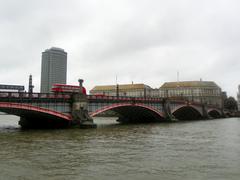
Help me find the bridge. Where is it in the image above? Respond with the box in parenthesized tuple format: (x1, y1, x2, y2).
(0, 91, 223, 129)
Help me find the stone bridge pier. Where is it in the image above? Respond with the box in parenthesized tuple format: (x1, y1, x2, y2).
(71, 79, 96, 128)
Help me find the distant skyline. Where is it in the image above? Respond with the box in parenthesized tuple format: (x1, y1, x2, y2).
(0, 0, 239, 97)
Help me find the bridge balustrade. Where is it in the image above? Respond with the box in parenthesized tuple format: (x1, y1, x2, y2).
(0, 92, 71, 100)
(87, 95, 163, 103)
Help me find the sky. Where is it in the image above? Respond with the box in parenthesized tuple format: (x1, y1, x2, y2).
(0, 0, 240, 97)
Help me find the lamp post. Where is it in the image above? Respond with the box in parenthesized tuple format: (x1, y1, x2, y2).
(78, 79, 84, 94)
(116, 84, 119, 98)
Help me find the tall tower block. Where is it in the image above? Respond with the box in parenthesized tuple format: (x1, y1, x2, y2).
(40, 47, 67, 93)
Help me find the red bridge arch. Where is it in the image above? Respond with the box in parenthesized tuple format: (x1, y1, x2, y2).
(90, 103, 165, 122)
(0, 102, 72, 121)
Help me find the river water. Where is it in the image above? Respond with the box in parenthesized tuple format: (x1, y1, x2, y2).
(0, 116, 240, 180)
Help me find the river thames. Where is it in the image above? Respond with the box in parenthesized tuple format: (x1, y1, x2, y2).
(0, 116, 240, 180)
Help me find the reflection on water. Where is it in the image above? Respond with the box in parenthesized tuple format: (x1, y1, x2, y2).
(0, 116, 240, 180)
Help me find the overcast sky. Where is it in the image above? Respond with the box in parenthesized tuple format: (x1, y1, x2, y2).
(0, 0, 240, 97)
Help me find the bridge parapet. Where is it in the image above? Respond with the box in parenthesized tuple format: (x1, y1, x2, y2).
(0, 91, 225, 128)
(0, 92, 71, 100)
(0, 92, 71, 114)
(87, 95, 163, 103)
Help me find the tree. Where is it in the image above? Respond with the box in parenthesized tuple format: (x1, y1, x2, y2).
(224, 97, 238, 112)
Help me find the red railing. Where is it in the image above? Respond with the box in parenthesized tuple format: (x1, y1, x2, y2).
(0, 92, 71, 99)
(87, 95, 163, 102)
(89, 102, 164, 118)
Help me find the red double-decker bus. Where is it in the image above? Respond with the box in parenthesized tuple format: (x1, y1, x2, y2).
(51, 84, 86, 94)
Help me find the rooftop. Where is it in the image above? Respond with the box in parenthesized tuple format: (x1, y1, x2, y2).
(44, 47, 66, 53)
(160, 81, 220, 89)
(91, 83, 151, 91)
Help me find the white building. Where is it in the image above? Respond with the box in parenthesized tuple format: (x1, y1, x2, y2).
(40, 47, 67, 93)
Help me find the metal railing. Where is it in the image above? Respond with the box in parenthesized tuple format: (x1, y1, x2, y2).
(0, 92, 71, 99)
(87, 95, 164, 102)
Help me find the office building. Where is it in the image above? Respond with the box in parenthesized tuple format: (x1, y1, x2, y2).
(40, 47, 67, 93)
(90, 83, 153, 98)
(160, 81, 222, 107)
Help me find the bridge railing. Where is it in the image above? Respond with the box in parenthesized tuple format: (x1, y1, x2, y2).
(87, 95, 164, 102)
(87, 95, 197, 103)
(0, 92, 71, 99)
(87, 95, 221, 108)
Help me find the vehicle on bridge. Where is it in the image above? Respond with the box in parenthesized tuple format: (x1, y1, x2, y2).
(0, 84, 24, 92)
(51, 84, 86, 94)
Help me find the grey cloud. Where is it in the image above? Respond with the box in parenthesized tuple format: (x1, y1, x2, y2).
(0, 0, 239, 96)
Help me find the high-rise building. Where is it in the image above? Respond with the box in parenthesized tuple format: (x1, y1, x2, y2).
(40, 47, 67, 93)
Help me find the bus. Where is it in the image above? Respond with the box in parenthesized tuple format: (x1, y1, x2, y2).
(51, 84, 86, 94)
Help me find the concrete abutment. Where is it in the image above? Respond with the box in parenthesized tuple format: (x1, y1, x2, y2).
(71, 79, 97, 128)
